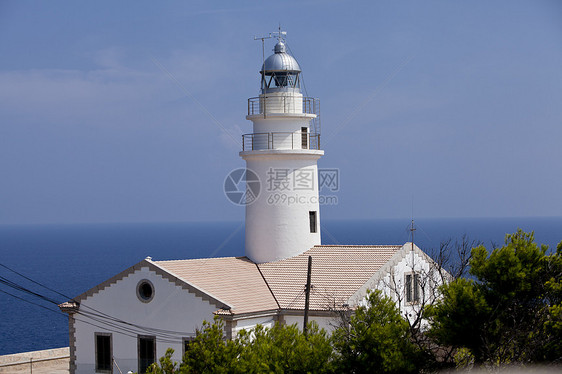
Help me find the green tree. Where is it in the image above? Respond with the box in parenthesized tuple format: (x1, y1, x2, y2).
(236, 321, 334, 373)
(146, 317, 242, 374)
(181, 317, 242, 373)
(543, 241, 562, 358)
(425, 277, 490, 357)
(426, 230, 562, 364)
(147, 318, 334, 374)
(331, 289, 420, 373)
(146, 348, 179, 374)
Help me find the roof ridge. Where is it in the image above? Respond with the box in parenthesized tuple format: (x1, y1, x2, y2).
(255, 263, 281, 309)
(313, 245, 401, 248)
(154, 256, 249, 263)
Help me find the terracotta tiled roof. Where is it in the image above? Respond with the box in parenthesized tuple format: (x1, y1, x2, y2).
(153, 245, 401, 315)
(154, 257, 279, 315)
(258, 245, 401, 311)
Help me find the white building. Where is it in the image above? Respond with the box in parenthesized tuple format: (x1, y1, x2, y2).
(60, 32, 445, 374)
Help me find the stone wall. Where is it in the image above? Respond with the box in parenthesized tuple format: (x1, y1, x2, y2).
(0, 347, 69, 373)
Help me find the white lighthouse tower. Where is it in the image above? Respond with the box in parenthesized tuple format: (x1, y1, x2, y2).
(241, 31, 324, 264)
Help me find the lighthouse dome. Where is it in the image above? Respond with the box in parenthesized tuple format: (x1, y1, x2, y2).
(260, 41, 301, 93)
(260, 41, 301, 73)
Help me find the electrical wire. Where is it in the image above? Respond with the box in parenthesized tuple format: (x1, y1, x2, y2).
(0, 261, 204, 341)
(0, 274, 192, 343)
(0, 275, 62, 305)
(73, 311, 185, 344)
(0, 288, 66, 317)
(0, 262, 70, 301)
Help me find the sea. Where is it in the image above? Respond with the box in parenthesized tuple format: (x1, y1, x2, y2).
(0, 217, 561, 355)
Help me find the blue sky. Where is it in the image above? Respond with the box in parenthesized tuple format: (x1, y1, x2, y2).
(0, 0, 561, 224)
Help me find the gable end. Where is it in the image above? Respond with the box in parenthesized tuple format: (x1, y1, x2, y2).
(71, 259, 230, 310)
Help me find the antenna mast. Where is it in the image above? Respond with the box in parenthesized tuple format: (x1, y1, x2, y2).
(253, 33, 272, 90)
(254, 26, 287, 118)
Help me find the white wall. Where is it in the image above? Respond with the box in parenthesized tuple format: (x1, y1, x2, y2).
(251, 117, 313, 139)
(257, 92, 304, 115)
(230, 314, 337, 341)
(73, 266, 218, 374)
(242, 152, 323, 263)
(373, 249, 442, 327)
(232, 315, 276, 338)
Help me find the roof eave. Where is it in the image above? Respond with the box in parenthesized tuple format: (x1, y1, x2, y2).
(68, 258, 232, 311)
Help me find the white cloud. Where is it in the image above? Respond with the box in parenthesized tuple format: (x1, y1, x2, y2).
(0, 45, 244, 131)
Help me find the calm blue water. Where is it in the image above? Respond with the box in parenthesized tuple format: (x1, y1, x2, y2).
(0, 217, 560, 355)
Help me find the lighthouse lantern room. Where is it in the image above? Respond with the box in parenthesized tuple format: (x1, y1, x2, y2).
(241, 31, 324, 264)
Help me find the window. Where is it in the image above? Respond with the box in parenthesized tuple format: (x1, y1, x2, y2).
(405, 273, 420, 303)
(95, 333, 112, 373)
(309, 211, 317, 233)
(137, 279, 155, 303)
(262, 72, 300, 89)
(138, 335, 156, 374)
(301, 127, 308, 149)
(183, 337, 194, 357)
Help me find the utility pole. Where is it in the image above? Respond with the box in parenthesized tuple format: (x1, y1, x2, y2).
(303, 256, 312, 337)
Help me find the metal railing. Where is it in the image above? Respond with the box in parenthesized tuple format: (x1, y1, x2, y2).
(247, 95, 319, 117)
(242, 132, 320, 151)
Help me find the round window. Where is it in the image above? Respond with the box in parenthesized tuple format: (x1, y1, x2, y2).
(137, 280, 154, 303)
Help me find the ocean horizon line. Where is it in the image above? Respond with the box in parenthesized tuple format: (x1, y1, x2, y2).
(1, 215, 561, 227)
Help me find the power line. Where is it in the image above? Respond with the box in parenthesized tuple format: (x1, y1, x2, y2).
(0, 261, 203, 340)
(74, 311, 187, 344)
(0, 275, 62, 305)
(0, 274, 193, 342)
(0, 262, 69, 301)
(0, 288, 66, 318)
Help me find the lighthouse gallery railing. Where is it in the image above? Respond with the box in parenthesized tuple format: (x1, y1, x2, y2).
(247, 95, 321, 135)
(247, 95, 319, 116)
(242, 132, 320, 151)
